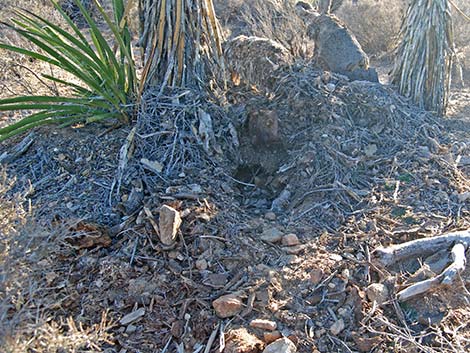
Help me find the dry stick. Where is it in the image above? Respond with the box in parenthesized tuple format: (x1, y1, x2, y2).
(0, 131, 35, 163)
(374, 229, 470, 267)
(397, 243, 467, 301)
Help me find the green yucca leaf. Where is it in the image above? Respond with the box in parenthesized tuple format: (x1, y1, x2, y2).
(0, 41, 61, 65)
(0, 112, 86, 141)
(13, 11, 111, 76)
(41, 74, 94, 96)
(0, 95, 108, 105)
(91, 0, 137, 94)
(7, 26, 112, 97)
(0, 0, 138, 141)
(72, 0, 122, 75)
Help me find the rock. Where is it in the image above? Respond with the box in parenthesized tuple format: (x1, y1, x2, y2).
(281, 233, 300, 246)
(128, 278, 157, 298)
(329, 253, 343, 262)
(366, 283, 389, 305)
(309, 268, 324, 285)
(325, 83, 336, 92)
(330, 319, 345, 336)
(195, 258, 208, 271)
(262, 337, 296, 353)
(168, 250, 184, 260)
(159, 205, 182, 245)
(271, 189, 291, 212)
(250, 319, 277, 331)
(265, 212, 277, 221)
(205, 273, 229, 287)
(212, 294, 243, 318)
(126, 324, 137, 333)
(263, 331, 282, 344)
(261, 227, 283, 243)
(120, 307, 145, 325)
(418, 310, 445, 326)
(225, 328, 265, 353)
(282, 245, 304, 255)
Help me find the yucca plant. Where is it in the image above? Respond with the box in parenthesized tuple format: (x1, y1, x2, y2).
(391, 0, 454, 116)
(0, 0, 138, 142)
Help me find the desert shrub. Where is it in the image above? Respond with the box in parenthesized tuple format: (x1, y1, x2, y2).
(214, 0, 314, 58)
(336, 0, 404, 56)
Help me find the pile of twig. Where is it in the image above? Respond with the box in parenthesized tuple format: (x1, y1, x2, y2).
(266, 66, 468, 230)
(126, 87, 229, 191)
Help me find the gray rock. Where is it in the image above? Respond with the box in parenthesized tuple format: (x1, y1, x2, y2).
(330, 318, 345, 336)
(262, 337, 297, 353)
(261, 227, 284, 243)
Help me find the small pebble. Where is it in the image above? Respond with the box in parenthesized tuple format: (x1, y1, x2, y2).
(282, 233, 300, 246)
(263, 330, 282, 344)
(261, 227, 283, 243)
(366, 283, 389, 305)
(330, 319, 345, 336)
(250, 319, 277, 331)
(325, 83, 336, 92)
(195, 258, 208, 271)
(309, 268, 324, 285)
(126, 324, 137, 333)
(212, 294, 243, 318)
(262, 337, 296, 353)
(265, 212, 277, 220)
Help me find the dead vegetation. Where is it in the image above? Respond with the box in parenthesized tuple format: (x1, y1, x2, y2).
(1, 0, 470, 353)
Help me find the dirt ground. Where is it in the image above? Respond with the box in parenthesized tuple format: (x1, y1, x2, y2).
(1, 1, 470, 353)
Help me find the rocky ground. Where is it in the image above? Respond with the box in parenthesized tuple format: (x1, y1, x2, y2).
(1, 1, 470, 353)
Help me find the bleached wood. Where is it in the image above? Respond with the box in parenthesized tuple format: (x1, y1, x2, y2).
(374, 230, 470, 266)
(397, 243, 467, 301)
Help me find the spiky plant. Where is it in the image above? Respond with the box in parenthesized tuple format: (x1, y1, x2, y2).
(138, 0, 224, 90)
(0, 0, 137, 142)
(391, 0, 454, 116)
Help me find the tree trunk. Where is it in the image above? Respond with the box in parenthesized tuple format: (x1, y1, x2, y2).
(138, 0, 224, 90)
(391, 0, 454, 116)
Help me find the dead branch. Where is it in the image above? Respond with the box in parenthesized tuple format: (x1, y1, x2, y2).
(374, 229, 470, 267)
(397, 243, 467, 301)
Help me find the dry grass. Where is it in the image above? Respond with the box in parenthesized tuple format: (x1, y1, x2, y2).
(336, 0, 404, 56)
(451, 0, 470, 48)
(240, 0, 313, 58)
(214, 0, 314, 59)
(0, 1, 82, 101)
(337, 0, 469, 57)
(0, 170, 116, 352)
